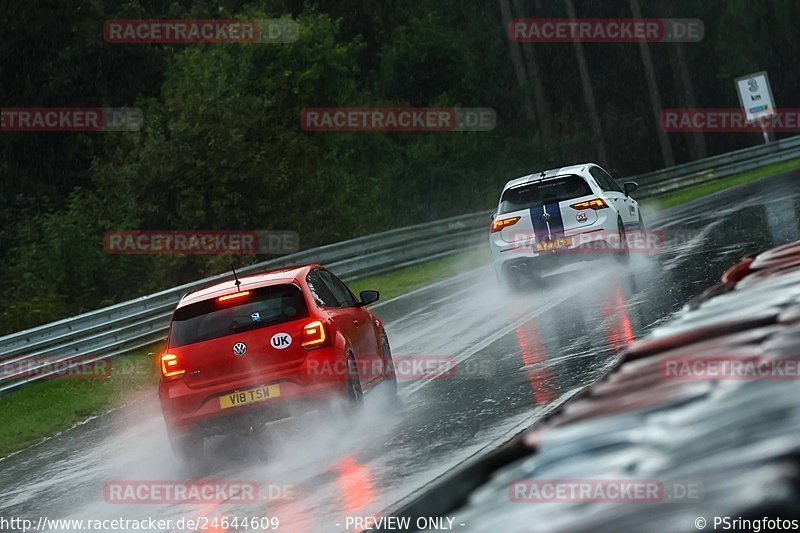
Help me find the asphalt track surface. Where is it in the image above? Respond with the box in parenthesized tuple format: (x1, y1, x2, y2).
(1, 171, 798, 532)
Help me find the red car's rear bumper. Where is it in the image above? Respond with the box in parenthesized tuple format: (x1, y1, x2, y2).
(159, 347, 348, 437)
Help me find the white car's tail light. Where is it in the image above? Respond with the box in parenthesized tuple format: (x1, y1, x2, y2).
(570, 198, 608, 210)
(491, 216, 520, 232)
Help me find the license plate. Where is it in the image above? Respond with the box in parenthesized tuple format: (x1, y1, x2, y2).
(219, 384, 281, 409)
(535, 236, 573, 252)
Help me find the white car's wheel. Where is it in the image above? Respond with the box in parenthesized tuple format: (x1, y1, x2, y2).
(615, 217, 630, 263)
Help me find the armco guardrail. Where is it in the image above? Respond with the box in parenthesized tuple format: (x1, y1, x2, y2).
(634, 134, 800, 198)
(2, 135, 800, 393)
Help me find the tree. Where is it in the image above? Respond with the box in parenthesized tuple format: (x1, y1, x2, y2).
(498, 0, 536, 122)
(629, 0, 674, 167)
(564, 0, 608, 166)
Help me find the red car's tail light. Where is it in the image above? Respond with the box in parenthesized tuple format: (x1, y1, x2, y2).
(491, 216, 520, 232)
(570, 198, 608, 210)
(160, 353, 185, 380)
(218, 291, 251, 302)
(301, 320, 330, 349)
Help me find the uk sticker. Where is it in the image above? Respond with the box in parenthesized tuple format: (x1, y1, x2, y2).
(270, 333, 292, 349)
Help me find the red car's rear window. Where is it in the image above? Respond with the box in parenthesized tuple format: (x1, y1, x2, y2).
(169, 284, 309, 347)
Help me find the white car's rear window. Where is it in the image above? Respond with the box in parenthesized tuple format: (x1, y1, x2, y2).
(499, 175, 593, 214)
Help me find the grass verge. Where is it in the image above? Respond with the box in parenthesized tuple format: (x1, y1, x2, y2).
(347, 246, 489, 301)
(0, 350, 158, 458)
(644, 157, 800, 211)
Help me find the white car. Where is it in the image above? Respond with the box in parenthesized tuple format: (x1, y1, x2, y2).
(489, 163, 643, 288)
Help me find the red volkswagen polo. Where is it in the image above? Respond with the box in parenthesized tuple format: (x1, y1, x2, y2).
(158, 264, 396, 460)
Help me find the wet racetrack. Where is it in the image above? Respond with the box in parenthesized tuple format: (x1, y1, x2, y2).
(1, 171, 799, 532)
